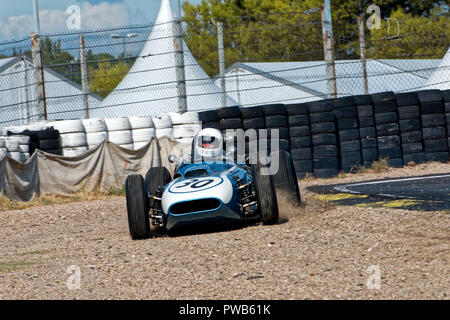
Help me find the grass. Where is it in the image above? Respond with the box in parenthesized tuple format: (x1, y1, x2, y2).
(0, 261, 34, 273)
(0, 185, 126, 212)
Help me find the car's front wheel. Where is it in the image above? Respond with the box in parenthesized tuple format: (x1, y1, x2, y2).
(125, 174, 150, 240)
(251, 163, 279, 225)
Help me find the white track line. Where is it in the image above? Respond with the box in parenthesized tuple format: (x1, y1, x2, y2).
(334, 174, 450, 199)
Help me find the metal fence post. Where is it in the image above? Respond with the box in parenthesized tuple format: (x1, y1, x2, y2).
(217, 21, 227, 108)
(30, 32, 47, 121)
(358, 16, 369, 95)
(79, 34, 90, 119)
(21, 56, 30, 124)
(173, 1, 187, 113)
(321, 1, 337, 98)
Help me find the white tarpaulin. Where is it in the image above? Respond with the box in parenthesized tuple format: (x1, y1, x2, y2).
(95, 0, 237, 118)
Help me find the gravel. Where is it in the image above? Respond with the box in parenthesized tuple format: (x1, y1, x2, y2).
(0, 162, 448, 300)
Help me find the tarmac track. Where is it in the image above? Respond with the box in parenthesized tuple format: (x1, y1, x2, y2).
(308, 174, 450, 211)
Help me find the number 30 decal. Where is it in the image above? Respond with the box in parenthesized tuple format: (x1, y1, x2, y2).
(169, 177, 223, 193)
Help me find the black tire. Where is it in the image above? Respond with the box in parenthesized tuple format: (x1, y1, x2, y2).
(125, 175, 150, 240)
(288, 115, 309, 127)
(362, 148, 378, 161)
(375, 112, 398, 125)
(145, 167, 171, 200)
(443, 89, 450, 102)
(420, 102, 444, 114)
(395, 92, 419, 106)
(337, 118, 358, 130)
(417, 90, 443, 103)
(240, 106, 264, 119)
(371, 91, 395, 104)
(354, 94, 372, 106)
(401, 131, 422, 143)
(310, 112, 334, 123)
(422, 127, 446, 140)
(424, 152, 449, 163)
(379, 147, 402, 159)
(289, 126, 310, 138)
(262, 104, 286, 116)
(37, 129, 60, 140)
(399, 119, 421, 132)
(243, 118, 265, 130)
(313, 145, 337, 158)
(403, 153, 425, 164)
(220, 118, 243, 130)
(340, 140, 361, 152)
(294, 160, 313, 172)
(251, 163, 279, 225)
(360, 127, 376, 138)
(313, 157, 338, 169)
(398, 106, 420, 120)
(290, 136, 312, 149)
(359, 117, 374, 128)
(386, 158, 404, 168)
(333, 106, 357, 119)
(341, 151, 362, 166)
(307, 101, 331, 113)
(286, 103, 309, 115)
(312, 133, 336, 146)
(377, 135, 401, 148)
(402, 143, 423, 154)
(361, 137, 377, 148)
(421, 114, 445, 127)
(198, 110, 219, 122)
(290, 148, 312, 160)
(331, 96, 355, 108)
(265, 115, 288, 128)
(271, 151, 301, 205)
(217, 106, 241, 119)
(424, 139, 448, 153)
(267, 127, 289, 140)
(373, 101, 397, 114)
(357, 105, 373, 118)
(339, 129, 360, 142)
(39, 138, 61, 150)
(376, 123, 399, 136)
(311, 122, 336, 134)
(202, 121, 221, 130)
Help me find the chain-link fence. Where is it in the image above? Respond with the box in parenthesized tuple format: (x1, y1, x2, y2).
(0, 10, 448, 126)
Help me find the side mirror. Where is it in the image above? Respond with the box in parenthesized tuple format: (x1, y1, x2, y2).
(168, 154, 178, 164)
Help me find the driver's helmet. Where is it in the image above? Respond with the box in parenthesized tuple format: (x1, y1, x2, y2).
(193, 128, 223, 161)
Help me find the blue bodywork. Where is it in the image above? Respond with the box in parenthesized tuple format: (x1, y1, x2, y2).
(160, 161, 256, 231)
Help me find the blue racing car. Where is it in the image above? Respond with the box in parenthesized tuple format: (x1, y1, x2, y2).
(125, 128, 300, 239)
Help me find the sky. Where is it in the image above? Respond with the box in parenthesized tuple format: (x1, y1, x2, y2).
(0, 0, 203, 41)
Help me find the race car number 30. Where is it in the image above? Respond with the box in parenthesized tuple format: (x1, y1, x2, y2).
(168, 177, 224, 193)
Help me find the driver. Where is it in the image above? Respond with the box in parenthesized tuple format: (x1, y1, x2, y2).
(192, 128, 224, 162)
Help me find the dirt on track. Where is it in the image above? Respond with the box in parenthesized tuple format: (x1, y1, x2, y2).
(0, 163, 449, 300)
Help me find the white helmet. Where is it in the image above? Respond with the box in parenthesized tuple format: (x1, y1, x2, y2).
(193, 128, 223, 161)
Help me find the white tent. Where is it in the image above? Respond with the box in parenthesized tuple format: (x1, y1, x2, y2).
(95, 0, 237, 118)
(424, 47, 450, 90)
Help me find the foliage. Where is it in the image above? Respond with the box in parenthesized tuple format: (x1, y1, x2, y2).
(88, 61, 131, 98)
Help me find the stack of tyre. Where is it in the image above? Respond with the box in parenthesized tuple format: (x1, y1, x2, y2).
(83, 118, 108, 150)
(240, 106, 266, 161)
(444, 90, 450, 150)
(50, 120, 88, 157)
(3, 135, 30, 162)
(395, 92, 425, 164)
(332, 97, 362, 172)
(153, 114, 174, 140)
(105, 118, 134, 150)
(354, 95, 378, 168)
(35, 128, 61, 155)
(372, 92, 403, 168)
(217, 106, 243, 155)
(169, 112, 202, 145)
(286, 102, 313, 179)
(308, 100, 339, 178)
(418, 90, 449, 162)
(129, 116, 155, 149)
(198, 110, 220, 130)
(0, 136, 5, 158)
(261, 104, 290, 153)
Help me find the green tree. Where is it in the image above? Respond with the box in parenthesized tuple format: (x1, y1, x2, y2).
(88, 62, 130, 98)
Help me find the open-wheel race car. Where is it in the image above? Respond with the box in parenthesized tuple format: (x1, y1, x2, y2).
(125, 128, 301, 239)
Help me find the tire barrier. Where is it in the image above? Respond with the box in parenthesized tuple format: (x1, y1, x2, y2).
(50, 119, 88, 157)
(83, 118, 109, 150)
(354, 94, 378, 168)
(105, 118, 134, 150)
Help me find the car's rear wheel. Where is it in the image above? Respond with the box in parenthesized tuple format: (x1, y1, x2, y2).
(251, 163, 279, 225)
(271, 150, 301, 205)
(125, 174, 150, 240)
